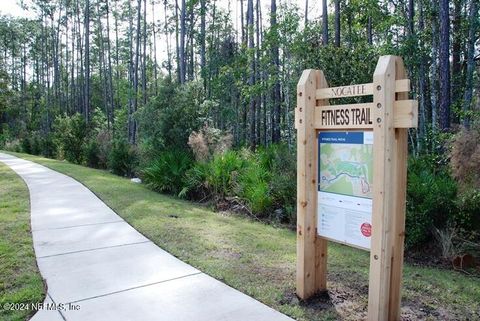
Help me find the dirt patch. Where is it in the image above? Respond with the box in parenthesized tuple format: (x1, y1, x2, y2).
(210, 247, 242, 260)
(405, 243, 452, 269)
(301, 290, 336, 311)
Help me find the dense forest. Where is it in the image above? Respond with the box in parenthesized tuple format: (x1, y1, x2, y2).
(0, 0, 479, 251)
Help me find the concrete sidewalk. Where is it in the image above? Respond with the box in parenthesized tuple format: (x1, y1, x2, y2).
(0, 153, 294, 321)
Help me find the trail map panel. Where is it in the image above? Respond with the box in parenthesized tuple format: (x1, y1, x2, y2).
(317, 131, 373, 250)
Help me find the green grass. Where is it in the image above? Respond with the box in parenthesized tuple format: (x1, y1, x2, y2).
(4, 151, 480, 320)
(0, 162, 45, 321)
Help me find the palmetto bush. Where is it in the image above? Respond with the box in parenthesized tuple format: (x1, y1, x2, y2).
(237, 160, 272, 214)
(206, 150, 244, 198)
(143, 150, 193, 195)
(180, 161, 210, 200)
(180, 148, 275, 215)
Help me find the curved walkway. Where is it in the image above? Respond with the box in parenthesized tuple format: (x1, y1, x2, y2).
(0, 153, 293, 321)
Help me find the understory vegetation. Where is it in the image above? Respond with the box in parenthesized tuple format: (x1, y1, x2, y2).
(3, 108, 480, 262)
(4, 152, 480, 321)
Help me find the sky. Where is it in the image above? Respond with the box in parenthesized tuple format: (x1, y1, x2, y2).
(0, 0, 30, 18)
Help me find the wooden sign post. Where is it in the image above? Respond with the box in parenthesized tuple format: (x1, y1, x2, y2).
(295, 56, 417, 321)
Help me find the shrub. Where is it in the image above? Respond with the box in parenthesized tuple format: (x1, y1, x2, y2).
(108, 140, 138, 177)
(3, 139, 22, 152)
(17, 132, 55, 157)
(179, 150, 244, 201)
(237, 159, 272, 214)
(95, 129, 112, 169)
(20, 136, 31, 154)
(84, 139, 100, 168)
(456, 188, 480, 232)
(40, 133, 56, 158)
(136, 80, 206, 151)
(261, 144, 297, 223)
(406, 156, 458, 248)
(30, 134, 42, 155)
(0, 129, 7, 149)
(180, 145, 297, 218)
(180, 161, 210, 200)
(53, 113, 87, 164)
(137, 138, 161, 169)
(206, 150, 244, 198)
(142, 149, 193, 195)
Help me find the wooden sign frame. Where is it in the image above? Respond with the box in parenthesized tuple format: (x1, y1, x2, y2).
(295, 56, 417, 321)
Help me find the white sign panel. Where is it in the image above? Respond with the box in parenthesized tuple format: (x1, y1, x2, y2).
(317, 131, 373, 250)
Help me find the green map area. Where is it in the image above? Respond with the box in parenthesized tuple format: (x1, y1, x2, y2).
(319, 143, 373, 199)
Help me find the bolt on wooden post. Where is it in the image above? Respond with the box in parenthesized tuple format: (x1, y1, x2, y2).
(295, 56, 417, 320)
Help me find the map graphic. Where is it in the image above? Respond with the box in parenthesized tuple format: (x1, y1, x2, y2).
(317, 131, 373, 250)
(319, 133, 373, 199)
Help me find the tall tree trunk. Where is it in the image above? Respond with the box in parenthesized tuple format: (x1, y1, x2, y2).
(70, 14, 76, 114)
(255, 0, 261, 146)
(132, 0, 142, 144)
(451, 0, 462, 123)
(75, 0, 85, 114)
(418, 0, 428, 151)
(65, 18, 70, 114)
(114, 0, 120, 118)
(334, 0, 340, 47)
(52, 9, 62, 111)
(322, 0, 328, 45)
(247, 0, 256, 149)
(271, 0, 281, 143)
(408, 0, 414, 35)
(430, 2, 440, 129)
(188, 5, 194, 81)
(367, 16, 372, 45)
(175, 0, 181, 83)
(200, 0, 206, 87)
(84, 0, 90, 123)
(96, 1, 109, 127)
(439, 0, 451, 130)
(305, 0, 308, 28)
(152, 0, 159, 94)
(106, 0, 115, 127)
(241, 0, 246, 46)
(127, 0, 135, 143)
(463, 0, 478, 128)
(164, 0, 172, 79)
(21, 43, 26, 114)
(179, 0, 186, 83)
(142, 0, 147, 104)
(240, 0, 247, 143)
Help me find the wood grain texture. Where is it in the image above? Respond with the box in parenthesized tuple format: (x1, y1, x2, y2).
(388, 56, 410, 321)
(316, 79, 410, 99)
(367, 55, 397, 321)
(295, 69, 319, 299)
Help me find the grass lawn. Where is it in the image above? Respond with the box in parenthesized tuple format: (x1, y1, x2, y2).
(0, 162, 45, 321)
(3, 151, 480, 321)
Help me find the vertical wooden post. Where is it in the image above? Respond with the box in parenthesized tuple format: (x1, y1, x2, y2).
(296, 69, 328, 299)
(388, 56, 409, 321)
(368, 56, 397, 321)
(314, 70, 329, 292)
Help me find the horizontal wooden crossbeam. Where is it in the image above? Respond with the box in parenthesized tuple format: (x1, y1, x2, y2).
(294, 100, 418, 130)
(315, 79, 410, 99)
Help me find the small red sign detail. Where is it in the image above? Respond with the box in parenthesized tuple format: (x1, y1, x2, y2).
(361, 223, 372, 237)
